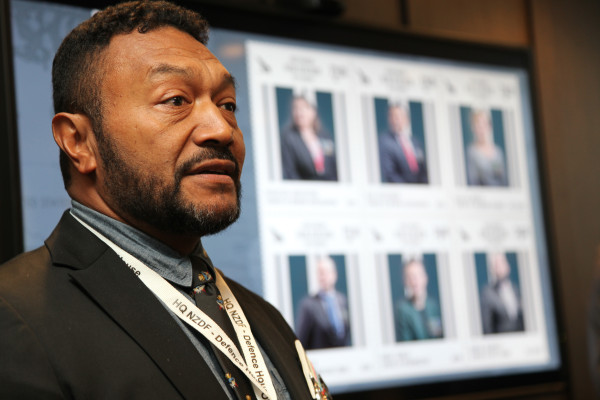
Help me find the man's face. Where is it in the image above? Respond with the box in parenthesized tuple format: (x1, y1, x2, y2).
(388, 106, 409, 135)
(404, 261, 428, 298)
(317, 258, 338, 292)
(94, 27, 245, 238)
(491, 253, 510, 281)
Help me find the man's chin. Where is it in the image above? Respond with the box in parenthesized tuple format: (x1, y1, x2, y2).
(195, 212, 240, 237)
(195, 197, 240, 216)
(183, 182, 240, 204)
(184, 202, 241, 235)
(182, 174, 239, 194)
(165, 185, 241, 236)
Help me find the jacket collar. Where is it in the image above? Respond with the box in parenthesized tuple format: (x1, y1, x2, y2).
(45, 211, 229, 400)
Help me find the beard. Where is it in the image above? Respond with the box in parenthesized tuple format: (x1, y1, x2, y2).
(95, 129, 241, 237)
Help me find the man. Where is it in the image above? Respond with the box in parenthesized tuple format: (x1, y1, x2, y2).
(480, 253, 524, 334)
(394, 258, 443, 342)
(0, 2, 328, 399)
(378, 103, 428, 184)
(296, 256, 351, 350)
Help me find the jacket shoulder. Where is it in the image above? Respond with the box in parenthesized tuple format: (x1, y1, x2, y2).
(0, 246, 52, 291)
(0, 246, 67, 398)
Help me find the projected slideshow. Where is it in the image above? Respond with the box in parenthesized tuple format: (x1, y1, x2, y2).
(246, 40, 557, 392)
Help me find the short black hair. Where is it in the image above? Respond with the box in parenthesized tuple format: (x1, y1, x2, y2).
(52, 0, 210, 188)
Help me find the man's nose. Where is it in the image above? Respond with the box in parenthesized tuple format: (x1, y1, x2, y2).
(190, 101, 234, 147)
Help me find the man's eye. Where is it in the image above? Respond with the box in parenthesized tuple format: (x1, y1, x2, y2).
(221, 102, 237, 112)
(165, 96, 186, 106)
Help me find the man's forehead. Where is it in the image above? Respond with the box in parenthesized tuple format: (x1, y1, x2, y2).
(104, 26, 220, 70)
(390, 106, 407, 115)
(405, 261, 425, 272)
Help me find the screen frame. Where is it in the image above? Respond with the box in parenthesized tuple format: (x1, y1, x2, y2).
(0, 1, 568, 398)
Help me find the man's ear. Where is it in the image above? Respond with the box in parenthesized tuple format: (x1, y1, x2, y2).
(52, 113, 98, 175)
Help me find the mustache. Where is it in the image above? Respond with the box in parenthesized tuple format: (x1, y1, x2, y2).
(176, 147, 241, 181)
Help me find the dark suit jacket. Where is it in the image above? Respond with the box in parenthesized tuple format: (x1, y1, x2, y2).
(378, 131, 428, 184)
(280, 127, 338, 181)
(0, 212, 312, 399)
(480, 281, 524, 334)
(295, 291, 350, 350)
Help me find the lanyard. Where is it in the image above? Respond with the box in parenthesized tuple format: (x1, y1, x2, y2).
(72, 214, 277, 400)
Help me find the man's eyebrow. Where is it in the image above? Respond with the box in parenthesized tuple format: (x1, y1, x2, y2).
(147, 64, 237, 92)
(225, 74, 237, 90)
(147, 63, 192, 79)
(210, 72, 237, 95)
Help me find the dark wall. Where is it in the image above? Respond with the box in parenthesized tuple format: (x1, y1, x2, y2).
(0, 0, 23, 264)
(529, 1, 600, 399)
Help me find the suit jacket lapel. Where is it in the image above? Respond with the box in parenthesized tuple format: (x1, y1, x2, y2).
(46, 212, 228, 400)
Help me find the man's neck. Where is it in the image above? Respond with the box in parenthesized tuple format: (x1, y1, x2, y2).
(68, 192, 200, 256)
(121, 218, 200, 256)
(69, 200, 209, 286)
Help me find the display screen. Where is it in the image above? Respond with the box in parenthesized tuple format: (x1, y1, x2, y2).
(10, 0, 560, 395)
